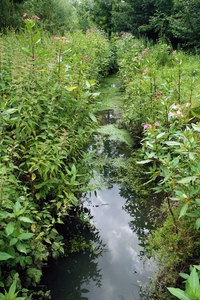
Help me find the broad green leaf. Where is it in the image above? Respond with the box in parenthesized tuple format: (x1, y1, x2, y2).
(8, 280, 17, 297)
(194, 265, 200, 271)
(9, 238, 18, 246)
(19, 233, 34, 240)
(157, 132, 166, 139)
(86, 80, 90, 88)
(31, 173, 36, 181)
(192, 124, 200, 132)
(6, 222, 15, 236)
(2, 108, 18, 115)
(65, 86, 77, 91)
(179, 204, 189, 219)
(21, 47, 30, 54)
(13, 201, 22, 214)
(33, 32, 41, 44)
(92, 92, 100, 97)
(186, 212, 199, 217)
(0, 252, 13, 261)
(178, 176, 197, 184)
(179, 272, 189, 280)
(16, 242, 27, 254)
(188, 267, 199, 291)
(136, 160, 152, 164)
(165, 141, 181, 146)
(0, 293, 6, 300)
(195, 218, 200, 230)
(167, 288, 190, 300)
(88, 112, 97, 122)
(195, 199, 200, 205)
(0, 212, 10, 219)
(18, 216, 33, 223)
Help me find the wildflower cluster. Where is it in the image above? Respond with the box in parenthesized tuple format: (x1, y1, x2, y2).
(141, 48, 149, 56)
(85, 27, 99, 35)
(23, 13, 40, 20)
(168, 103, 191, 120)
(53, 36, 70, 43)
(120, 31, 133, 39)
(143, 122, 159, 130)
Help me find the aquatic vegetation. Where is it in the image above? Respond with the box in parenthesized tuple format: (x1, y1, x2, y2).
(96, 124, 133, 146)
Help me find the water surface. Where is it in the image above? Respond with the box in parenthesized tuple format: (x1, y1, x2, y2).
(43, 88, 156, 300)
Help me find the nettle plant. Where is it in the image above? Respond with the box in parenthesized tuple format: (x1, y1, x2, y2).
(0, 14, 113, 294)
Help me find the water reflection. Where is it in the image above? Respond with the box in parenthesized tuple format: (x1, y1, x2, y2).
(119, 185, 157, 248)
(98, 109, 123, 125)
(83, 185, 155, 300)
(43, 184, 155, 300)
(42, 108, 156, 300)
(43, 231, 105, 300)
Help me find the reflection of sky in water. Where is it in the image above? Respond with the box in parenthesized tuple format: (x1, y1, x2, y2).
(43, 184, 155, 300)
(81, 185, 155, 300)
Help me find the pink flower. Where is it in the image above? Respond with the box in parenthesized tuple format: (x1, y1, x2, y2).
(53, 35, 60, 40)
(143, 124, 151, 130)
(168, 112, 175, 118)
(32, 15, 40, 20)
(23, 13, 27, 18)
(154, 122, 159, 126)
(172, 50, 177, 55)
(141, 48, 149, 56)
(143, 68, 149, 75)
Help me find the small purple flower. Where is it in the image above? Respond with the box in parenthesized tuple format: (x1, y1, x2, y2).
(154, 122, 159, 127)
(23, 13, 27, 18)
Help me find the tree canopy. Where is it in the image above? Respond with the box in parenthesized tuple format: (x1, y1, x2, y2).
(1, 0, 200, 50)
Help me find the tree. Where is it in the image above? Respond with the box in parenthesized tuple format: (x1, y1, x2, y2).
(169, 0, 200, 49)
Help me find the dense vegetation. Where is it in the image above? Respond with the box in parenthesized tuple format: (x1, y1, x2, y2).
(115, 34, 200, 298)
(0, 16, 112, 298)
(0, 1, 200, 299)
(2, 0, 200, 50)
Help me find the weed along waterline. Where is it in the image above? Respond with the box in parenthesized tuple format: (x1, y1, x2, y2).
(42, 75, 157, 300)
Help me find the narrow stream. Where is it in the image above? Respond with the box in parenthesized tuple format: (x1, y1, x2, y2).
(42, 78, 156, 300)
